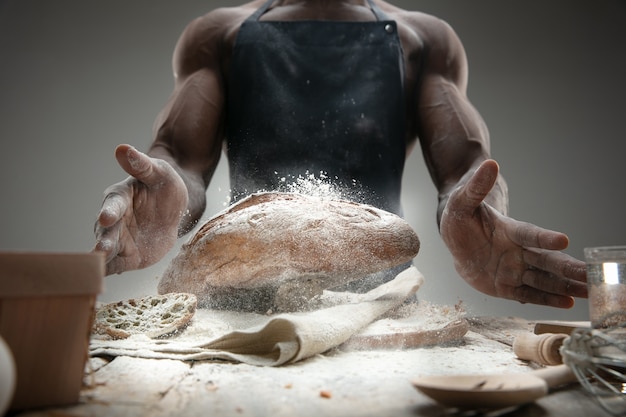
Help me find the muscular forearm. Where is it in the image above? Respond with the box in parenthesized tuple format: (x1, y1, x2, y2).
(145, 67, 224, 236)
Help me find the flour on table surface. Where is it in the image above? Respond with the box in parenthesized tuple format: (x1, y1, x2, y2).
(354, 300, 466, 336)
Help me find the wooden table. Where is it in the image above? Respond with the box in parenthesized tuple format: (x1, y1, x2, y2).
(12, 317, 615, 417)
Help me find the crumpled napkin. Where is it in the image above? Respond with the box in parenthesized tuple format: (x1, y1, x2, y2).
(90, 266, 423, 366)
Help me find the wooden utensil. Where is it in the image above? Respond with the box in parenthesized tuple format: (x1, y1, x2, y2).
(513, 332, 568, 366)
(412, 364, 577, 409)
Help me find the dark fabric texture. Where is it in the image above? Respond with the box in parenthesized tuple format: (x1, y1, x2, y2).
(226, 0, 406, 215)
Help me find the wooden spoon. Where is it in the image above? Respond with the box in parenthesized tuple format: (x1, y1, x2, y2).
(412, 364, 578, 409)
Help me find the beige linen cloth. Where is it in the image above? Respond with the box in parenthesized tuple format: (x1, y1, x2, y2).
(90, 266, 423, 367)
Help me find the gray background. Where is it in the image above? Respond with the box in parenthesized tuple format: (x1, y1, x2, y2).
(1, 0, 624, 320)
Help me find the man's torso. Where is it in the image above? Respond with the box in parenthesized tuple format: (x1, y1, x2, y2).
(211, 0, 430, 150)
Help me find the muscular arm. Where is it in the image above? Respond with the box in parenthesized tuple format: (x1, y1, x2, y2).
(94, 12, 231, 275)
(148, 15, 227, 235)
(409, 16, 586, 307)
(414, 18, 508, 224)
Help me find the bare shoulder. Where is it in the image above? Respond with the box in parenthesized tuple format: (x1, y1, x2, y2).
(184, 1, 263, 36)
(378, 2, 464, 53)
(172, 1, 264, 76)
(378, 1, 467, 79)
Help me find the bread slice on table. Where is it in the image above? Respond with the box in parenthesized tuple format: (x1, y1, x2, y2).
(158, 192, 420, 311)
(93, 293, 197, 339)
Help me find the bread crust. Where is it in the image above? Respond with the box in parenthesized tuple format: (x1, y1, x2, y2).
(158, 192, 420, 305)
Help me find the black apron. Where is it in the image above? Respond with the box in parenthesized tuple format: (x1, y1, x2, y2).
(226, 0, 407, 216)
(225, 0, 410, 296)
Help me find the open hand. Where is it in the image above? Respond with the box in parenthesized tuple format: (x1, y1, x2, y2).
(440, 159, 587, 308)
(93, 144, 189, 275)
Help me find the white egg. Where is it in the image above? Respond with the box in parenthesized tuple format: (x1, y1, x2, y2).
(0, 335, 16, 415)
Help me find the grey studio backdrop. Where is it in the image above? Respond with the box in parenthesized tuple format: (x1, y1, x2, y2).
(1, 0, 625, 321)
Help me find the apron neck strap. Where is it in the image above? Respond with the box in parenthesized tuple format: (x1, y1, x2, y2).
(250, 0, 275, 21)
(365, 0, 389, 21)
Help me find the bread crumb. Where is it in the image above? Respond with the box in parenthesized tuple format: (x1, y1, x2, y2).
(319, 390, 332, 399)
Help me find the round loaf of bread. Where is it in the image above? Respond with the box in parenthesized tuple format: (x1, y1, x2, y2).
(158, 192, 420, 306)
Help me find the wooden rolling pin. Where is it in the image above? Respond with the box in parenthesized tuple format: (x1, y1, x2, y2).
(513, 332, 568, 366)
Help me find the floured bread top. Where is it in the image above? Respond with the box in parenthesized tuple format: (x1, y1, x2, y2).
(158, 192, 420, 302)
(93, 293, 197, 339)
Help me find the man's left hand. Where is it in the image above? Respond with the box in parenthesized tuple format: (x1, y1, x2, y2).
(440, 159, 587, 308)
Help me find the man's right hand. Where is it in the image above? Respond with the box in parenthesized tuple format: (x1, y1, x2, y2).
(94, 144, 189, 275)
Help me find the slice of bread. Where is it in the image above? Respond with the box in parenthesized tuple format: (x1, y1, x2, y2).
(93, 293, 197, 339)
